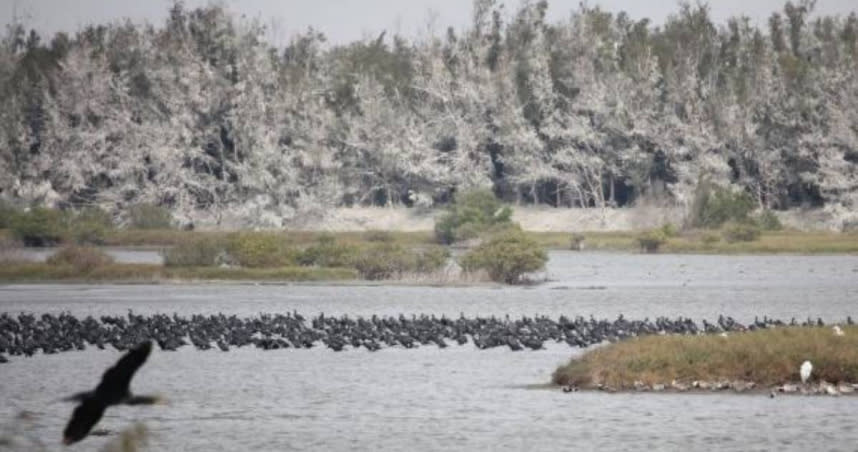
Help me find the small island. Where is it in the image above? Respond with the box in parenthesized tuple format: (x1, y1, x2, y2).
(552, 326, 858, 395)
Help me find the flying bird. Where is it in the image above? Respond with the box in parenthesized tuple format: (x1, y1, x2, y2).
(800, 360, 813, 384)
(63, 341, 160, 445)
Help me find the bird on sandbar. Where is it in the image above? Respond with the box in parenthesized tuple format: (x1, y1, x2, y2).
(62, 340, 162, 445)
(800, 360, 813, 384)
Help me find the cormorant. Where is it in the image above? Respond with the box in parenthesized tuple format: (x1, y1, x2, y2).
(62, 341, 159, 445)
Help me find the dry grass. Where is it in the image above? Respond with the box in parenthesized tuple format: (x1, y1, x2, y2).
(0, 235, 26, 264)
(94, 228, 858, 254)
(553, 327, 858, 388)
(103, 229, 434, 248)
(0, 263, 357, 282)
(528, 230, 858, 254)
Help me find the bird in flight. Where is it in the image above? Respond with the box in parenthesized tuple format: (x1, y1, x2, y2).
(63, 341, 161, 445)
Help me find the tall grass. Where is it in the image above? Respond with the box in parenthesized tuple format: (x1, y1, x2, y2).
(0, 263, 357, 282)
(553, 327, 858, 388)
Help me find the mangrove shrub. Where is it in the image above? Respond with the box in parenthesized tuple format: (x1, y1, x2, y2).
(459, 230, 547, 284)
(10, 207, 65, 246)
(127, 203, 172, 229)
(689, 181, 755, 228)
(227, 233, 297, 268)
(67, 207, 114, 245)
(163, 238, 224, 267)
(352, 242, 415, 280)
(434, 189, 513, 244)
(298, 234, 358, 267)
(637, 229, 668, 253)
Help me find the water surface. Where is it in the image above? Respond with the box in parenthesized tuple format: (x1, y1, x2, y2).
(2, 252, 857, 451)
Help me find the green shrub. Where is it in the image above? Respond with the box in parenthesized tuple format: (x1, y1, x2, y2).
(352, 242, 416, 280)
(127, 203, 172, 229)
(67, 207, 114, 244)
(10, 207, 65, 246)
(755, 210, 783, 231)
(660, 223, 679, 238)
(298, 234, 359, 267)
(363, 230, 394, 243)
(459, 230, 547, 284)
(637, 229, 667, 253)
(689, 180, 755, 228)
(163, 238, 224, 267)
(414, 245, 450, 273)
(227, 232, 297, 268)
(434, 189, 514, 244)
(722, 222, 762, 243)
(0, 200, 19, 229)
(46, 245, 114, 271)
(700, 232, 721, 246)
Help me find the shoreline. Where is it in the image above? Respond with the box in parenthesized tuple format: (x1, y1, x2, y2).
(555, 380, 858, 397)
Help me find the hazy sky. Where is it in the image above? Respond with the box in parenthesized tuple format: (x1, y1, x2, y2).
(3, 0, 857, 46)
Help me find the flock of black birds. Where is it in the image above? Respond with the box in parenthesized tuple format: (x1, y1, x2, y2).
(0, 311, 853, 445)
(1, 311, 853, 359)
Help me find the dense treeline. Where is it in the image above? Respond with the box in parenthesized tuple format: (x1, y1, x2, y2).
(0, 1, 856, 226)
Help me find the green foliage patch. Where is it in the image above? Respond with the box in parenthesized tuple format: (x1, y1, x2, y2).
(10, 207, 65, 246)
(459, 229, 547, 284)
(434, 189, 514, 244)
(127, 203, 173, 229)
(162, 237, 224, 267)
(226, 232, 298, 268)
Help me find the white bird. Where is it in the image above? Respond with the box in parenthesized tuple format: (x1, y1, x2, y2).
(833, 325, 845, 336)
(800, 360, 813, 384)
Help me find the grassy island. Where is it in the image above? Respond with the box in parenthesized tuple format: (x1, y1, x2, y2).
(552, 327, 858, 390)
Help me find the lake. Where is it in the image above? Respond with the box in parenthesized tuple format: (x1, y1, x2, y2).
(1, 252, 858, 451)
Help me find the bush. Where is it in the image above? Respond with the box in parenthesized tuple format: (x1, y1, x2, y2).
(298, 234, 359, 267)
(637, 229, 667, 253)
(459, 230, 547, 284)
(660, 223, 679, 238)
(434, 189, 514, 244)
(46, 245, 114, 271)
(689, 180, 755, 228)
(67, 207, 114, 244)
(162, 238, 224, 267)
(10, 207, 65, 246)
(755, 210, 783, 231)
(127, 203, 172, 229)
(0, 200, 19, 229)
(700, 232, 721, 246)
(414, 245, 450, 273)
(722, 222, 761, 243)
(352, 242, 416, 280)
(226, 232, 297, 268)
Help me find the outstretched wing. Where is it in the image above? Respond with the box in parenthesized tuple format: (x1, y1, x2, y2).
(63, 398, 107, 444)
(95, 341, 152, 400)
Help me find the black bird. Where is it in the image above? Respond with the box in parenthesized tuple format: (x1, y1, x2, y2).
(63, 341, 159, 445)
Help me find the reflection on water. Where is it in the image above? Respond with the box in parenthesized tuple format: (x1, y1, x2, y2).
(2, 253, 858, 451)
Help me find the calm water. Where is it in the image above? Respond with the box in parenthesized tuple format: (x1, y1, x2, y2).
(2, 252, 858, 451)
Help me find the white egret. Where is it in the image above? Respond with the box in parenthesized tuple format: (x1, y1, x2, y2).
(800, 360, 813, 384)
(833, 325, 845, 336)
